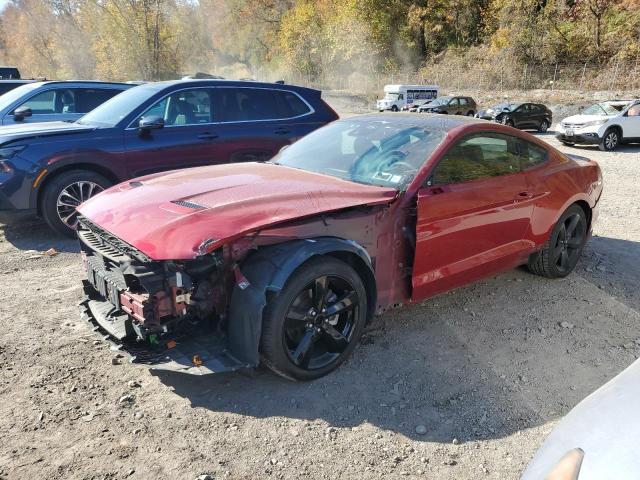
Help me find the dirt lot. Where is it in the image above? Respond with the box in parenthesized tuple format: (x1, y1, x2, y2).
(1, 102, 639, 480)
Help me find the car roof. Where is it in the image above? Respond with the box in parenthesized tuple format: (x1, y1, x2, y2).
(35, 80, 131, 87)
(147, 79, 320, 94)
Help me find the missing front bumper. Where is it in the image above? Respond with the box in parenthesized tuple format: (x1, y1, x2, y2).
(79, 287, 250, 375)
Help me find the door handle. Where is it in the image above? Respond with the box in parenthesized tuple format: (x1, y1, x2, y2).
(274, 128, 291, 135)
(516, 191, 534, 199)
(197, 132, 218, 140)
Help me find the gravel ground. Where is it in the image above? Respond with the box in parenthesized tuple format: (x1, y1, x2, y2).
(1, 104, 639, 480)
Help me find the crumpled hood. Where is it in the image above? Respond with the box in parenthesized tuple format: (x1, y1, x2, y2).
(0, 121, 95, 145)
(78, 162, 398, 260)
(561, 114, 610, 124)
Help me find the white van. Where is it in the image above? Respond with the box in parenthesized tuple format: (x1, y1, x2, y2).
(376, 84, 439, 112)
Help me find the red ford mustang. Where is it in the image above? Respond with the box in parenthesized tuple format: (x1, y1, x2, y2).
(77, 114, 603, 380)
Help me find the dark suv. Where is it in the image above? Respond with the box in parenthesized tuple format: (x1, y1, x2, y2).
(418, 96, 476, 115)
(477, 102, 552, 132)
(0, 67, 20, 79)
(0, 80, 339, 236)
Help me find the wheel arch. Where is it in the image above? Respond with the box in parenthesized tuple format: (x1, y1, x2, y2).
(225, 237, 376, 366)
(35, 163, 120, 215)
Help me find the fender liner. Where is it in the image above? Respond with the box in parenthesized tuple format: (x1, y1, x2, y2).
(226, 237, 375, 366)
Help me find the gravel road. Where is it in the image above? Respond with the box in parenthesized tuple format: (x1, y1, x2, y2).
(1, 105, 638, 480)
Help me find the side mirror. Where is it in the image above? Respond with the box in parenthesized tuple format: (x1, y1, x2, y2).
(13, 106, 32, 121)
(138, 115, 164, 134)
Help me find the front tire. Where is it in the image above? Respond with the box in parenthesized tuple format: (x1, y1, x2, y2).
(528, 204, 588, 278)
(41, 170, 111, 237)
(599, 128, 619, 151)
(260, 257, 367, 381)
(391, 105, 398, 112)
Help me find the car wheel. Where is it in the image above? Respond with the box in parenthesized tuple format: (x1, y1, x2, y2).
(538, 120, 550, 133)
(467, 110, 475, 116)
(41, 170, 111, 237)
(503, 117, 515, 127)
(260, 256, 367, 381)
(599, 128, 619, 151)
(528, 204, 588, 278)
(391, 105, 398, 112)
(560, 141, 575, 147)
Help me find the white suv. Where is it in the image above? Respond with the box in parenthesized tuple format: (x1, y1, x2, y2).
(556, 100, 640, 151)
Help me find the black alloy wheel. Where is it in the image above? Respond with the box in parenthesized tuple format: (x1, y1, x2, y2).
(528, 204, 588, 278)
(260, 257, 367, 380)
(283, 275, 359, 370)
(551, 211, 586, 275)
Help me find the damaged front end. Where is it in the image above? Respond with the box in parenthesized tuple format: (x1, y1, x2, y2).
(78, 218, 249, 375)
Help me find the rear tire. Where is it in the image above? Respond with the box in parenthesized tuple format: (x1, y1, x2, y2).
(260, 257, 367, 381)
(528, 204, 588, 278)
(41, 170, 112, 238)
(538, 120, 549, 132)
(467, 110, 475, 116)
(391, 105, 398, 112)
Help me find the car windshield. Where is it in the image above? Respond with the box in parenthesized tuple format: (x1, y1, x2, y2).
(492, 103, 516, 111)
(77, 83, 162, 127)
(0, 82, 41, 110)
(428, 97, 451, 106)
(582, 103, 624, 116)
(271, 118, 446, 190)
(384, 92, 401, 100)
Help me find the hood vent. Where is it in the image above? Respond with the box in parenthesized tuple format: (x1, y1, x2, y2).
(171, 200, 206, 210)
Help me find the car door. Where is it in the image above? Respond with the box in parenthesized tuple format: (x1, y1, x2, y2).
(528, 104, 546, 129)
(3, 87, 82, 124)
(411, 133, 535, 301)
(620, 103, 640, 138)
(123, 87, 223, 177)
(209, 87, 303, 163)
(448, 97, 461, 114)
(511, 104, 530, 128)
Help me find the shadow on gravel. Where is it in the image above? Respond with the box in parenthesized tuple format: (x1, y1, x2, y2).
(579, 235, 640, 312)
(1, 219, 78, 253)
(153, 289, 551, 444)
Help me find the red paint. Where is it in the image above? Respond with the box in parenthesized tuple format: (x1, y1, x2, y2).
(77, 162, 398, 260)
(79, 118, 603, 312)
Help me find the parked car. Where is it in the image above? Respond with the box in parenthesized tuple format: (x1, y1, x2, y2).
(556, 100, 639, 151)
(77, 114, 602, 381)
(0, 80, 338, 236)
(418, 96, 476, 115)
(0, 66, 20, 79)
(0, 79, 38, 97)
(0, 80, 132, 125)
(522, 358, 640, 480)
(477, 102, 552, 132)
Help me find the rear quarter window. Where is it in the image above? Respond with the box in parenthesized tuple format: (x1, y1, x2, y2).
(519, 140, 548, 169)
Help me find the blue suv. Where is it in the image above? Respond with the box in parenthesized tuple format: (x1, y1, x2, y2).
(0, 80, 339, 236)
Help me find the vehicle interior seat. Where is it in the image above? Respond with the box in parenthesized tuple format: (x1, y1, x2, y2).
(434, 144, 488, 183)
(168, 99, 196, 125)
(60, 90, 76, 114)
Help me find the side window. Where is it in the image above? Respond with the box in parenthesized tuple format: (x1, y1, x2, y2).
(431, 134, 521, 185)
(74, 88, 122, 114)
(449, 98, 460, 106)
(273, 90, 311, 118)
(398, 94, 404, 100)
(519, 139, 548, 169)
(627, 104, 640, 117)
(529, 104, 541, 113)
(459, 98, 468, 106)
(215, 88, 310, 122)
(138, 88, 212, 126)
(18, 90, 64, 114)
